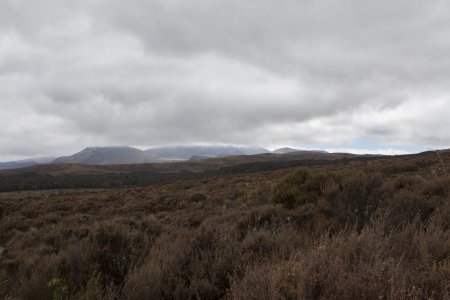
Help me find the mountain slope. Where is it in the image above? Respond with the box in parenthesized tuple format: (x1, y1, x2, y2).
(2, 150, 361, 177)
(273, 147, 300, 154)
(50, 145, 270, 165)
(0, 157, 54, 170)
(0, 161, 41, 170)
(145, 146, 269, 160)
(52, 147, 154, 165)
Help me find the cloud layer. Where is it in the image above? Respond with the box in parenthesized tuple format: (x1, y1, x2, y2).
(1, 0, 450, 160)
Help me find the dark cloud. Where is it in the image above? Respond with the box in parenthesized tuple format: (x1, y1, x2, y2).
(1, 0, 450, 160)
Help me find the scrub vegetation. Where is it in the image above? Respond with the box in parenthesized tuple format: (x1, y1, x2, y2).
(0, 151, 449, 299)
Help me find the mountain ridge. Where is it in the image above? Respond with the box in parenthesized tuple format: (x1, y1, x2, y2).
(52, 146, 152, 165)
(51, 145, 272, 165)
(0, 157, 54, 170)
(0, 150, 362, 177)
(0, 145, 337, 169)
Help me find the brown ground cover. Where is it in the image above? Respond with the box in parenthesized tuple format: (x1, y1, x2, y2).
(0, 151, 449, 299)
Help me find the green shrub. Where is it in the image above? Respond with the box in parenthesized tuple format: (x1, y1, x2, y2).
(48, 277, 68, 300)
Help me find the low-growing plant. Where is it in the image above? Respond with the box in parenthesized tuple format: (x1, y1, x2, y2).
(48, 277, 68, 300)
(1, 150, 449, 299)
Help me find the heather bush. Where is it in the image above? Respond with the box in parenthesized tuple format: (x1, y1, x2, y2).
(336, 170, 390, 230)
(78, 223, 150, 292)
(383, 190, 437, 228)
(272, 169, 341, 209)
(1, 151, 450, 299)
(228, 213, 450, 300)
(124, 226, 240, 300)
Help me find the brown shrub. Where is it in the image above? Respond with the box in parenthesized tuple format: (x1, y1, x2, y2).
(422, 176, 450, 198)
(338, 171, 390, 230)
(383, 190, 437, 228)
(228, 215, 450, 299)
(272, 169, 312, 209)
(1, 153, 450, 299)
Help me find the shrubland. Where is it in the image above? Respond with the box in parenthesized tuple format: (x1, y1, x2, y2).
(0, 151, 449, 299)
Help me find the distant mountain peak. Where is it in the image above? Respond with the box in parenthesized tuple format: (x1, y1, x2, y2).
(1, 146, 332, 170)
(51, 145, 270, 165)
(52, 146, 152, 165)
(272, 147, 328, 154)
(273, 147, 300, 154)
(145, 145, 270, 160)
(82, 146, 133, 151)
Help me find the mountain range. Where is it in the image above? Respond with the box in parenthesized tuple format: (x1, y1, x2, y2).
(0, 157, 54, 170)
(0, 145, 294, 169)
(52, 147, 152, 165)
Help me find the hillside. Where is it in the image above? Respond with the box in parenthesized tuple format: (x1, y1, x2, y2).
(0, 150, 449, 299)
(52, 147, 154, 165)
(0, 157, 54, 170)
(272, 147, 301, 154)
(145, 145, 270, 160)
(48, 145, 271, 166)
(0, 151, 361, 191)
(0, 146, 291, 170)
(0, 160, 42, 170)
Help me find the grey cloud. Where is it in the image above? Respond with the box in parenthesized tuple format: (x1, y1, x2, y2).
(1, 0, 450, 160)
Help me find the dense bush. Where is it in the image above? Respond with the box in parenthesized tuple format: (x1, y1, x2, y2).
(228, 213, 450, 300)
(1, 151, 449, 299)
(272, 169, 342, 209)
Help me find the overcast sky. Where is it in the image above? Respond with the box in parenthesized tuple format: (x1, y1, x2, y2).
(1, 0, 450, 161)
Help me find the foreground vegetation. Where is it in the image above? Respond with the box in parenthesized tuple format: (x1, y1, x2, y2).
(0, 151, 449, 299)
